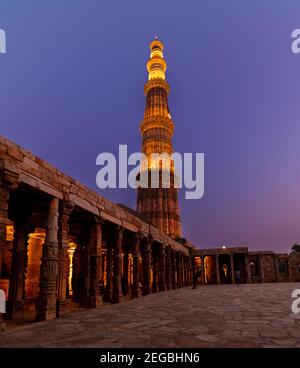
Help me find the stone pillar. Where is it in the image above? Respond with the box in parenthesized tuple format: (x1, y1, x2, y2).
(184, 257, 188, 286)
(57, 200, 74, 316)
(187, 258, 191, 286)
(165, 246, 171, 290)
(215, 255, 221, 284)
(185, 256, 189, 286)
(201, 256, 205, 285)
(158, 244, 166, 292)
(123, 251, 129, 296)
(112, 226, 123, 303)
(230, 254, 235, 284)
(36, 197, 59, 321)
(180, 254, 184, 287)
(181, 255, 186, 287)
(142, 237, 152, 296)
(171, 251, 176, 289)
(104, 247, 113, 303)
(176, 253, 182, 288)
(244, 254, 251, 283)
(132, 233, 141, 298)
(78, 237, 89, 307)
(152, 250, 158, 293)
(0, 162, 19, 327)
(8, 222, 33, 320)
(88, 216, 103, 308)
(259, 254, 265, 283)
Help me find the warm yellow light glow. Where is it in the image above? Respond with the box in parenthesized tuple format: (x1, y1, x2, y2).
(140, 154, 173, 171)
(67, 242, 77, 296)
(147, 39, 167, 81)
(150, 49, 163, 59)
(29, 230, 46, 241)
(26, 229, 45, 300)
(128, 254, 133, 285)
(6, 225, 14, 241)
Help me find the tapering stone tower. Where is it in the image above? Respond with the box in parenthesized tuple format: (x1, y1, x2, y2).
(137, 38, 182, 238)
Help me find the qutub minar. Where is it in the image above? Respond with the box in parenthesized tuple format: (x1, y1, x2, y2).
(0, 39, 299, 326)
(137, 37, 182, 238)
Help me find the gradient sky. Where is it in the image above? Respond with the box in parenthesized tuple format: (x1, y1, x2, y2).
(1, 1, 300, 252)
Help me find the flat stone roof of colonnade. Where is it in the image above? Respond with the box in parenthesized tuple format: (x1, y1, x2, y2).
(0, 135, 189, 255)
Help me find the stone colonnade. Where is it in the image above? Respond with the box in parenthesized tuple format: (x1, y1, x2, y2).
(194, 251, 292, 285)
(0, 164, 192, 322)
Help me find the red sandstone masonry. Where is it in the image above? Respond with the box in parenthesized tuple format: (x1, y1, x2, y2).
(0, 135, 189, 254)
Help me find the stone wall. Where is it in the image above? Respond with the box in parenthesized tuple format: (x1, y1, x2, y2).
(289, 252, 300, 282)
(261, 254, 277, 283)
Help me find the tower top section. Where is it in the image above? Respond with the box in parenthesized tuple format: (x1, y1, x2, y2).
(147, 37, 167, 81)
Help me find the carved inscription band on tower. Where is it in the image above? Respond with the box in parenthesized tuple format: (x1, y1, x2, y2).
(137, 38, 182, 238)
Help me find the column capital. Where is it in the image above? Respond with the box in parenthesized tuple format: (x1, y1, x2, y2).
(133, 231, 143, 242)
(0, 160, 20, 191)
(164, 244, 171, 254)
(148, 235, 154, 246)
(116, 225, 124, 235)
(60, 199, 75, 216)
(92, 214, 104, 226)
(160, 243, 166, 254)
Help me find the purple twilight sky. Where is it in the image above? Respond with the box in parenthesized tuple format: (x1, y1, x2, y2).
(1, 1, 300, 253)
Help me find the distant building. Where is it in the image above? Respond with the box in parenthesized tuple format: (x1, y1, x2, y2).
(192, 247, 300, 284)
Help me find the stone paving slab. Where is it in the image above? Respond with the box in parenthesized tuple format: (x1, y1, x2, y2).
(0, 283, 300, 348)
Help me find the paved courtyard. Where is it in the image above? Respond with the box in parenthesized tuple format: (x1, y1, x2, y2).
(0, 283, 300, 348)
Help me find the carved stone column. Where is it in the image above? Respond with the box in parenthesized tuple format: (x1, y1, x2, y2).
(132, 233, 141, 299)
(171, 250, 176, 289)
(0, 163, 19, 276)
(181, 255, 185, 287)
(215, 255, 221, 284)
(123, 251, 128, 296)
(158, 244, 166, 292)
(187, 257, 190, 286)
(176, 253, 182, 288)
(104, 246, 113, 303)
(112, 226, 123, 303)
(165, 246, 171, 290)
(183, 255, 187, 286)
(8, 222, 33, 320)
(186, 256, 189, 286)
(0, 162, 19, 326)
(36, 197, 59, 321)
(244, 254, 251, 283)
(57, 200, 74, 316)
(152, 250, 158, 293)
(78, 237, 89, 307)
(142, 237, 152, 296)
(230, 254, 235, 284)
(88, 216, 103, 308)
(201, 256, 205, 285)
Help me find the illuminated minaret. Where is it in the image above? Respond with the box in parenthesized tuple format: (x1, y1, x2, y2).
(137, 38, 182, 238)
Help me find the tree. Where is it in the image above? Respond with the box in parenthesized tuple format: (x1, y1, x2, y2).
(292, 243, 300, 252)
